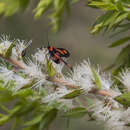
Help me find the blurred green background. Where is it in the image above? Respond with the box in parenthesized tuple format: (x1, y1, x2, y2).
(0, 1, 120, 130)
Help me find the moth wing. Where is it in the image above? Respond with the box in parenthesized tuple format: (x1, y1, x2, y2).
(56, 48, 70, 57)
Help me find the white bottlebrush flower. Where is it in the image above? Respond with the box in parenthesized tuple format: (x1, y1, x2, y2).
(67, 60, 94, 93)
(52, 61, 64, 74)
(33, 48, 47, 64)
(90, 65, 112, 90)
(0, 35, 13, 55)
(0, 66, 30, 92)
(67, 60, 112, 93)
(0, 35, 32, 60)
(42, 86, 71, 103)
(11, 75, 31, 92)
(90, 100, 112, 121)
(0, 66, 14, 81)
(98, 71, 112, 90)
(106, 97, 121, 109)
(105, 110, 125, 130)
(109, 87, 121, 98)
(118, 69, 130, 91)
(23, 57, 50, 91)
(24, 58, 45, 79)
(12, 39, 32, 59)
(90, 97, 121, 122)
(121, 107, 130, 124)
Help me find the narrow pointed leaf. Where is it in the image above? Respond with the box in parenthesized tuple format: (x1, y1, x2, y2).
(39, 109, 58, 130)
(0, 115, 10, 126)
(63, 107, 87, 118)
(47, 58, 55, 77)
(4, 42, 14, 58)
(24, 114, 44, 126)
(114, 92, 130, 107)
(109, 37, 130, 48)
(62, 89, 83, 99)
(14, 88, 33, 97)
(91, 67, 101, 90)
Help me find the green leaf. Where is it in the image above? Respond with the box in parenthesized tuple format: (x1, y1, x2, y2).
(0, 105, 21, 126)
(0, 115, 10, 126)
(11, 117, 20, 130)
(0, 89, 14, 103)
(116, 1, 124, 11)
(62, 89, 83, 99)
(114, 92, 130, 107)
(17, 101, 37, 116)
(85, 98, 94, 107)
(91, 67, 101, 90)
(75, 98, 83, 107)
(46, 58, 55, 77)
(63, 107, 87, 118)
(0, 103, 9, 113)
(19, 0, 30, 11)
(4, 41, 14, 58)
(21, 79, 36, 89)
(111, 23, 130, 37)
(24, 114, 44, 126)
(88, 2, 117, 10)
(91, 11, 114, 34)
(14, 88, 33, 97)
(115, 45, 130, 65)
(109, 37, 130, 48)
(72, 0, 79, 4)
(9, 105, 22, 116)
(1, 0, 19, 16)
(114, 13, 128, 24)
(39, 109, 58, 130)
(0, 3, 5, 14)
(105, 11, 120, 31)
(34, 0, 53, 19)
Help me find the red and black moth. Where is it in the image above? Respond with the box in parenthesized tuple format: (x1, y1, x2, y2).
(47, 45, 73, 71)
(21, 34, 73, 71)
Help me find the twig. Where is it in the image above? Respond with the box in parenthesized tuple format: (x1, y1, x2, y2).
(47, 77, 112, 97)
(89, 89, 112, 97)
(0, 54, 113, 97)
(0, 54, 24, 69)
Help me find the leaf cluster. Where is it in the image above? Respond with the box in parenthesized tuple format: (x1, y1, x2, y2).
(0, 0, 78, 32)
(88, 0, 130, 77)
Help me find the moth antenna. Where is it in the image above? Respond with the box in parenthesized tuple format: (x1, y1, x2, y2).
(46, 31, 50, 47)
(25, 40, 32, 49)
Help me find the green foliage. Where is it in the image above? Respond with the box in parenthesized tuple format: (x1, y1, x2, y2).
(63, 107, 87, 118)
(0, 79, 59, 129)
(46, 58, 55, 77)
(0, 0, 79, 32)
(91, 67, 101, 90)
(115, 92, 130, 108)
(88, 0, 130, 78)
(4, 41, 14, 58)
(0, 0, 30, 16)
(106, 44, 130, 75)
(1, 0, 130, 129)
(62, 89, 83, 99)
(109, 37, 130, 48)
(38, 108, 57, 130)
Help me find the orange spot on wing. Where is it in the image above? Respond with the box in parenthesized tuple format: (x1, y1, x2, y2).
(63, 50, 67, 54)
(56, 48, 65, 55)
